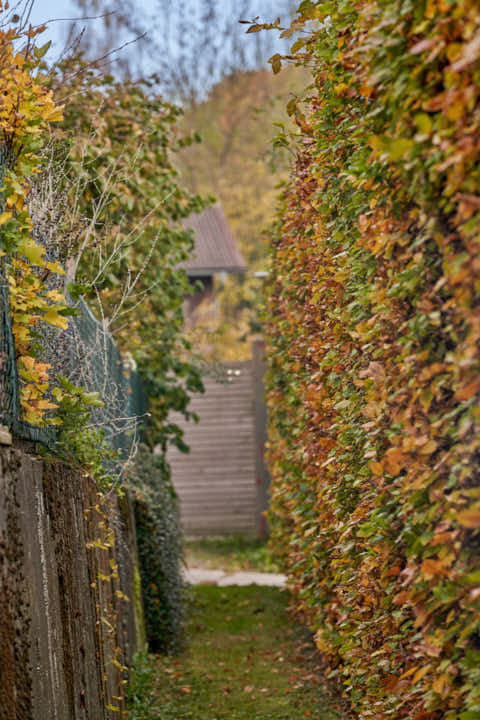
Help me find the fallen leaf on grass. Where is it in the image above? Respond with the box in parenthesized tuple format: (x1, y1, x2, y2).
(244, 685, 255, 693)
(180, 686, 191, 694)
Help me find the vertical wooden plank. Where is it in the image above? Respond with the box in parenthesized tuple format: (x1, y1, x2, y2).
(252, 340, 270, 540)
(167, 361, 259, 537)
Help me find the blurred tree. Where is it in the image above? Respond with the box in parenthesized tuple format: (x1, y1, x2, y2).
(63, 0, 303, 361)
(175, 65, 307, 360)
(65, 0, 296, 101)
(47, 58, 208, 447)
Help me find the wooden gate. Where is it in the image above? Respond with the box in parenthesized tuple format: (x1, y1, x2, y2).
(166, 342, 269, 537)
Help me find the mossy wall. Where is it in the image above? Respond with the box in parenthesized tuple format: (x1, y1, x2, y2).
(0, 443, 144, 720)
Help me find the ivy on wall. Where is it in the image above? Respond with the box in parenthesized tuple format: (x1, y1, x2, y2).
(264, 1, 480, 718)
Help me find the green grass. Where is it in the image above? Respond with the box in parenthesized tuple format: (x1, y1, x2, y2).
(133, 585, 346, 719)
(184, 536, 281, 573)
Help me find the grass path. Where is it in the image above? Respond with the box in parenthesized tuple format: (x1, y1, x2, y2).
(139, 585, 345, 720)
(184, 536, 281, 573)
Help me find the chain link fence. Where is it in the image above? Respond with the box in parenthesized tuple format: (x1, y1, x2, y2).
(0, 143, 148, 470)
(0, 259, 148, 457)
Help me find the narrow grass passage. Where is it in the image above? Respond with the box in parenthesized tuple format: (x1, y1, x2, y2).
(150, 585, 344, 719)
(184, 536, 281, 573)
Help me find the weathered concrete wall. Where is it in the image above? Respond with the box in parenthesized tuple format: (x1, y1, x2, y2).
(0, 443, 145, 720)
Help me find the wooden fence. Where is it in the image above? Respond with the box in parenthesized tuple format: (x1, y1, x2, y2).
(167, 341, 269, 537)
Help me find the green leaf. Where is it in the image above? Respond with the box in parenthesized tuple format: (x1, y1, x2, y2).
(67, 282, 91, 300)
(414, 113, 433, 135)
(34, 40, 52, 60)
(19, 240, 45, 265)
(269, 54, 282, 74)
(82, 391, 105, 407)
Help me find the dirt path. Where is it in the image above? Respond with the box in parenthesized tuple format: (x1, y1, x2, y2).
(149, 584, 345, 720)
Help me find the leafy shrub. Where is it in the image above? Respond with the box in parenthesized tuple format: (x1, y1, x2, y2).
(131, 446, 187, 654)
(265, 1, 480, 718)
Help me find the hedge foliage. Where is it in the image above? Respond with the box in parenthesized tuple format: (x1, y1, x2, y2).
(265, 1, 480, 718)
(131, 446, 187, 654)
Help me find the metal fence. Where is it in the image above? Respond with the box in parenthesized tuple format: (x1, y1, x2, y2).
(0, 257, 148, 458)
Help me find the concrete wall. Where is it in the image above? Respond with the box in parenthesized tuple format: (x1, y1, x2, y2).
(0, 443, 144, 720)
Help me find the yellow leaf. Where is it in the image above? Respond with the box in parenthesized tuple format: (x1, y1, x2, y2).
(419, 440, 438, 455)
(0, 211, 12, 225)
(36, 399, 58, 410)
(43, 309, 69, 330)
(46, 289, 65, 302)
(369, 461, 383, 476)
(446, 101, 464, 121)
(399, 665, 420, 680)
(18, 241, 45, 266)
(432, 673, 450, 695)
(44, 106, 64, 123)
(46, 260, 65, 275)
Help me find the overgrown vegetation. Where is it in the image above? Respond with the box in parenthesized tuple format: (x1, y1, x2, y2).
(0, 6, 205, 659)
(49, 57, 207, 452)
(131, 446, 187, 653)
(0, 11, 69, 427)
(127, 651, 160, 720)
(264, 1, 480, 718)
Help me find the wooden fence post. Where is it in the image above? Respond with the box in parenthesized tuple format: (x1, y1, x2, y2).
(252, 339, 270, 540)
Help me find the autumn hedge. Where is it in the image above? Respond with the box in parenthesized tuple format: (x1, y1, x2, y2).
(265, 1, 480, 718)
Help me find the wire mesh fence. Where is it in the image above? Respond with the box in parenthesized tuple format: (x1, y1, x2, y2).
(0, 260, 148, 458)
(0, 142, 148, 469)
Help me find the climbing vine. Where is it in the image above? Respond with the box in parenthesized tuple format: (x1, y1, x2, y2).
(264, 1, 480, 718)
(0, 8, 67, 426)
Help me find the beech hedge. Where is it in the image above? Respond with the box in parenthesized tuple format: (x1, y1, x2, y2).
(265, 1, 480, 718)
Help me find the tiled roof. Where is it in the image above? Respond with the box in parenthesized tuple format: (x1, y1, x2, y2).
(180, 204, 246, 276)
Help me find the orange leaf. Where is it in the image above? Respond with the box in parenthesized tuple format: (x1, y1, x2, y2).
(457, 505, 480, 529)
(420, 559, 449, 579)
(369, 461, 383, 476)
(455, 380, 480, 401)
(412, 665, 431, 684)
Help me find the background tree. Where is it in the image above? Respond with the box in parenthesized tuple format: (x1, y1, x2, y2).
(66, 0, 296, 102)
(60, 0, 303, 364)
(47, 57, 208, 448)
(175, 64, 306, 360)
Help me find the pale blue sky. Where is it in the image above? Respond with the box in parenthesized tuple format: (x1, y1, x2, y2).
(28, 1, 288, 54)
(29, 0, 82, 47)
(26, 0, 294, 99)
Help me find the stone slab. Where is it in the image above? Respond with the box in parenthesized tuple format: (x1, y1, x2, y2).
(184, 566, 287, 588)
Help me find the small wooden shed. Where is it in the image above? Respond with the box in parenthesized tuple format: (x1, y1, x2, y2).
(180, 204, 246, 320)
